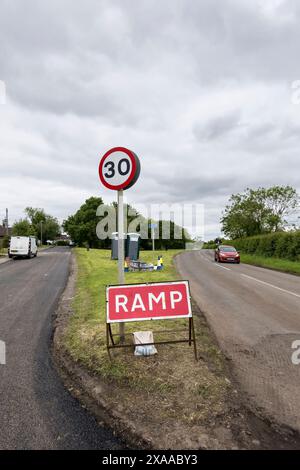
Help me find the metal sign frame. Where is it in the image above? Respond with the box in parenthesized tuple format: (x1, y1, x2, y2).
(106, 280, 192, 323)
(105, 280, 198, 360)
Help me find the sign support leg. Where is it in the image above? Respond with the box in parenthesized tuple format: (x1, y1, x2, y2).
(117, 189, 125, 343)
(191, 317, 198, 361)
(189, 318, 192, 346)
(106, 324, 112, 360)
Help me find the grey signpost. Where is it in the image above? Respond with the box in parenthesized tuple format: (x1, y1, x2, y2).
(99, 147, 140, 342)
(117, 189, 125, 341)
(149, 222, 158, 251)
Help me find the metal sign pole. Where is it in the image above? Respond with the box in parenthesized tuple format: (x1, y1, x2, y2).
(99, 147, 140, 347)
(152, 225, 155, 251)
(117, 189, 125, 343)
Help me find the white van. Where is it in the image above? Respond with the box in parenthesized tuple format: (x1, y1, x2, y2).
(8, 236, 38, 259)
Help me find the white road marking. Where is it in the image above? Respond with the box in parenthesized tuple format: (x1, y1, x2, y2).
(215, 264, 231, 271)
(241, 273, 300, 299)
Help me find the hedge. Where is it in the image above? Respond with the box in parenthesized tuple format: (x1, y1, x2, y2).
(232, 231, 300, 261)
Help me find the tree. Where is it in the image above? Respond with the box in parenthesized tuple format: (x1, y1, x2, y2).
(221, 186, 299, 239)
(63, 197, 105, 248)
(259, 186, 298, 232)
(63, 197, 191, 249)
(25, 207, 61, 243)
(11, 208, 60, 243)
(12, 219, 33, 237)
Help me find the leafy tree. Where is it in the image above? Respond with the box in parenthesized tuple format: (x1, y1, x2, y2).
(221, 186, 298, 239)
(258, 186, 298, 231)
(25, 207, 60, 243)
(63, 197, 105, 248)
(11, 208, 60, 243)
(63, 197, 191, 249)
(12, 219, 33, 237)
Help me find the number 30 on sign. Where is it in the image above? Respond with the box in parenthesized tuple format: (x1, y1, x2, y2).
(99, 147, 141, 191)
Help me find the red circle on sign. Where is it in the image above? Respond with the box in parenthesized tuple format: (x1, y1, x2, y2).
(98, 147, 140, 190)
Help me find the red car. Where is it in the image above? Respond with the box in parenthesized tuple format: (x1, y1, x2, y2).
(215, 245, 240, 264)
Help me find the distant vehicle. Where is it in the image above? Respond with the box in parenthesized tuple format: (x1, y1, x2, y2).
(215, 245, 240, 264)
(8, 236, 38, 259)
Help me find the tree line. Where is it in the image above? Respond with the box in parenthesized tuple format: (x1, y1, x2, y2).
(63, 197, 190, 249)
(12, 207, 61, 243)
(221, 185, 298, 239)
(7, 198, 191, 250)
(204, 185, 299, 249)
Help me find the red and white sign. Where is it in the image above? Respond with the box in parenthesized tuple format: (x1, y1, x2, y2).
(106, 281, 192, 323)
(99, 147, 140, 191)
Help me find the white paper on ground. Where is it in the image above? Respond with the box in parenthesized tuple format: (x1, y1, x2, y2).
(133, 331, 158, 356)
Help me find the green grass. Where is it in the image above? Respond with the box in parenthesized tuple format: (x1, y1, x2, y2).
(0, 247, 7, 256)
(63, 248, 229, 433)
(241, 253, 300, 275)
(65, 249, 185, 378)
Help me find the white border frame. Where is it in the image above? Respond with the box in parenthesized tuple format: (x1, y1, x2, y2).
(106, 280, 192, 323)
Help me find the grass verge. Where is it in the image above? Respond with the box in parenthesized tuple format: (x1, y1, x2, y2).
(62, 249, 231, 448)
(241, 253, 300, 275)
(65, 248, 224, 379)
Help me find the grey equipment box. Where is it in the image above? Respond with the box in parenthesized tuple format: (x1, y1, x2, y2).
(111, 232, 131, 260)
(111, 232, 123, 260)
(126, 232, 141, 260)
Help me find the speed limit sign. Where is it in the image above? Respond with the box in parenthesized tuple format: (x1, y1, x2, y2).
(99, 147, 140, 191)
(98, 147, 141, 345)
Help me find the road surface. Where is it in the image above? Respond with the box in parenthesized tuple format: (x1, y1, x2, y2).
(0, 247, 122, 450)
(176, 249, 300, 432)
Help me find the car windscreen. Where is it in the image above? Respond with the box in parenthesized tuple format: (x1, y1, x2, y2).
(220, 247, 236, 252)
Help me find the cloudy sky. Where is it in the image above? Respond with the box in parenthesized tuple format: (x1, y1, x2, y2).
(1, 0, 300, 240)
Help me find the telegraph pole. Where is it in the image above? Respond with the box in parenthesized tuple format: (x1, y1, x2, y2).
(5, 208, 8, 236)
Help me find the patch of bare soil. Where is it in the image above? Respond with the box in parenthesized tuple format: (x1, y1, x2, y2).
(52, 253, 300, 449)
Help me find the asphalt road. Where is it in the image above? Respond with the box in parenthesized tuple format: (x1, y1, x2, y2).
(0, 247, 122, 450)
(176, 249, 300, 432)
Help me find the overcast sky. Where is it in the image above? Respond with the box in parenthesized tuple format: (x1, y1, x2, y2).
(1, 0, 300, 240)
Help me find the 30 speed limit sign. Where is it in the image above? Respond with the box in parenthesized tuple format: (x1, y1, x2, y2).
(98, 147, 140, 191)
(98, 146, 140, 345)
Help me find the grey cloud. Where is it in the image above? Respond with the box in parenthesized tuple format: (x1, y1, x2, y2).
(193, 111, 241, 141)
(1, 0, 300, 238)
